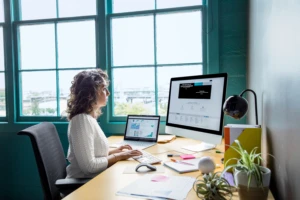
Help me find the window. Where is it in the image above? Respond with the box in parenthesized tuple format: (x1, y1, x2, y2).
(16, 0, 97, 119)
(108, 0, 204, 120)
(11, 0, 218, 123)
(0, 0, 6, 117)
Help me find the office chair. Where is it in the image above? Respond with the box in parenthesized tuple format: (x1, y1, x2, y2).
(18, 122, 90, 200)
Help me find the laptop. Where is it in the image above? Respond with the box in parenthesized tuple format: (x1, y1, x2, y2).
(110, 115, 160, 150)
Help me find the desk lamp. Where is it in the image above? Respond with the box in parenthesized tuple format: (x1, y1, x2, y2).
(223, 89, 258, 125)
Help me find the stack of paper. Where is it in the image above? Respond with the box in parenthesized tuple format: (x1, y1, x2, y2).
(116, 174, 195, 200)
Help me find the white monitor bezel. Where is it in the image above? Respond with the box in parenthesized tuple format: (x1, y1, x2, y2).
(165, 73, 228, 145)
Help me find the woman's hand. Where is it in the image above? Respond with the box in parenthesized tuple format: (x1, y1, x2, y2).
(109, 145, 133, 154)
(117, 149, 142, 160)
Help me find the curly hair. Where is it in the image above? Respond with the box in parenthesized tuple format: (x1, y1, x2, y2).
(66, 69, 109, 121)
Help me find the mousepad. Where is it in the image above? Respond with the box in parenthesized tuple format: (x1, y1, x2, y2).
(123, 165, 165, 174)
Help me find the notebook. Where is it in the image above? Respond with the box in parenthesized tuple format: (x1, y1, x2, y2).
(110, 115, 160, 150)
(163, 158, 201, 173)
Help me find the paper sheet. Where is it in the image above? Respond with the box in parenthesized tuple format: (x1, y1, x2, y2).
(116, 174, 195, 200)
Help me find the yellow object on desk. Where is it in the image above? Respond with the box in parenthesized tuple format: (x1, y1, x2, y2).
(157, 134, 176, 143)
(224, 124, 261, 172)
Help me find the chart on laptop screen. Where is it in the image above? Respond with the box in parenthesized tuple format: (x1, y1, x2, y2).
(126, 118, 158, 139)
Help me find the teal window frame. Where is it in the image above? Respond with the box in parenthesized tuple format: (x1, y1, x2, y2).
(1, 0, 219, 135)
(0, 0, 11, 122)
(12, 0, 107, 123)
(107, 6, 205, 123)
(0, 19, 6, 120)
(99, 0, 219, 134)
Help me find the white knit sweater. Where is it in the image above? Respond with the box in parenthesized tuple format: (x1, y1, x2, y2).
(66, 114, 109, 178)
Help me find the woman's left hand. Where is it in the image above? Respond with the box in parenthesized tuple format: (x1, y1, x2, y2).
(110, 145, 132, 154)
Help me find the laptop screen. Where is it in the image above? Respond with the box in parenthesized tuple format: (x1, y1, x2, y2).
(124, 115, 160, 142)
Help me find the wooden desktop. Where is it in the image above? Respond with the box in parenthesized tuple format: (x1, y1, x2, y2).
(63, 136, 274, 200)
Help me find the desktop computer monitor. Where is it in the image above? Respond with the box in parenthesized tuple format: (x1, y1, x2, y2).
(165, 73, 228, 151)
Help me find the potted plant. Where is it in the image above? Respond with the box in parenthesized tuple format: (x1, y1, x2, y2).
(223, 140, 272, 200)
(193, 171, 233, 200)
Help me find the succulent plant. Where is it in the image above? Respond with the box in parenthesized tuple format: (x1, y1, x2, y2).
(194, 171, 233, 200)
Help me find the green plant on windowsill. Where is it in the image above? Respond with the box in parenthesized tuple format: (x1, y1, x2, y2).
(222, 140, 273, 200)
(193, 171, 233, 200)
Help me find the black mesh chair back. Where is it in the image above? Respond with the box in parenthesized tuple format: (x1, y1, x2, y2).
(18, 122, 67, 200)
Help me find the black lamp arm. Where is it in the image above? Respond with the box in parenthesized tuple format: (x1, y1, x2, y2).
(239, 89, 258, 125)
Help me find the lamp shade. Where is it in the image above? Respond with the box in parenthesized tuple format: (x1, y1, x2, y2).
(223, 95, 248, 120)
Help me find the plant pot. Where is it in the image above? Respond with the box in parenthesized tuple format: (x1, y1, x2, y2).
(234, 167, 271, 200)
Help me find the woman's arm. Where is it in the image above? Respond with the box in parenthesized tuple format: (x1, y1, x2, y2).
(108, 145, 132, 155)
(107, 150, 143, 167)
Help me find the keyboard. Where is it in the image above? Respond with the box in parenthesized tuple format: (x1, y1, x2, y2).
(133, 150, 162, 164)
(111, 140, 156, 150)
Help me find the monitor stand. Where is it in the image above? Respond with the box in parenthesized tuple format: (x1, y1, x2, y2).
(182, 142, 216, 152)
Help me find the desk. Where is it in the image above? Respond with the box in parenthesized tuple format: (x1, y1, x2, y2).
(64, 136, 274, 200)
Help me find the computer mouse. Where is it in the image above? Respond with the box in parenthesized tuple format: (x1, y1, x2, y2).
(135, 163, 157, 172)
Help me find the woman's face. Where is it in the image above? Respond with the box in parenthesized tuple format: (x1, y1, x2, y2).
(95, 80, 110, 109)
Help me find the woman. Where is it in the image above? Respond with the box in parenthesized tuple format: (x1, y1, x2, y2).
(65, 69, 142, 178)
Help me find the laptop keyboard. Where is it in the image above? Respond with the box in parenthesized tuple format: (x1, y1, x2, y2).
(133, 150, 162, 164)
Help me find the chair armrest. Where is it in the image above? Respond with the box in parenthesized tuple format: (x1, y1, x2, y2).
(55, 178, 91, 189)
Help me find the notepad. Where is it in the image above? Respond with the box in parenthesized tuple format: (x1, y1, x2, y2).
(180, 154, 195, 160)
(164, 158, 201, 173)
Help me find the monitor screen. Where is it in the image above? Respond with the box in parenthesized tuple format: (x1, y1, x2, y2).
(165, 73, 227, 146)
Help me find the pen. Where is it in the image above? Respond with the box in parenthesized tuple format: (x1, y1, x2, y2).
(171, 159, 195, 166)
(167, 154, 180, 157)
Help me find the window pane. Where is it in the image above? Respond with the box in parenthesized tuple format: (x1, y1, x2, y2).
(0, 73, 5, 116)
(112, 16, 154, 66)
(157, 0, 202, 9)
(0, 0, 4, 22)
(58, 20, 96, 68)
(19, 24, 55, 69)
(157, 65, 202, 115)
(113, 0, 154, 13)
(58, 0, 96, 18)
(21, 71, 57, 116)
(113, 68, 155, 116)
(156, 11, 202, 64)
(20, 0, 56, 20)
(0, 27, 4, 70)
(59, 70, 84, 115)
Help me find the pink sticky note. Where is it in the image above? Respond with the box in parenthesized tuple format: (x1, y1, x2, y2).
(180, 154, 195, 160)
(151, 175, 169, 182)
